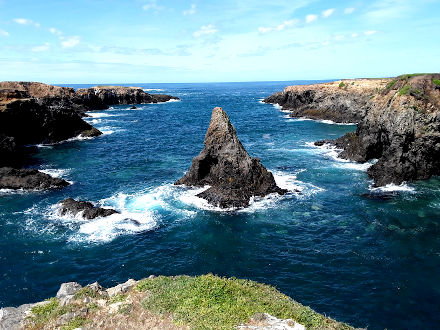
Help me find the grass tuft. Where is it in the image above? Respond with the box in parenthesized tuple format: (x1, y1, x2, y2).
(109, 294, 126, 304)
(74, 287, 100, 299)
(399, 85, 410, 95)
(433, 79, 440, 86)
(61, 316, 88, 330)
(136, 274, 352, 330)
(338, 82, 345, 88)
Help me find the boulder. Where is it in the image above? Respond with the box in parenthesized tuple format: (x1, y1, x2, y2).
(59, 198, 119, 219)
(0, 167, 70, 190)
(56, 282, 82, 299)
(175, 107, 286, 208)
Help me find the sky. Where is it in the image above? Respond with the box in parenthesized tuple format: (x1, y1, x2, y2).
(0, 0, 439, 83)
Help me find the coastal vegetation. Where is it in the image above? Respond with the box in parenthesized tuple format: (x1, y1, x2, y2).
(22, 275, 352, 329)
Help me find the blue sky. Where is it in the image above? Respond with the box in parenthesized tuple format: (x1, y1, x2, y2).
(0, 0, 439, 83)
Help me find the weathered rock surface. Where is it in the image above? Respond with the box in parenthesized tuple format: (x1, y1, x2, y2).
(59, 198, 119, 219)
(75, 86, 179, 110)
(264, 79, 389, 123)
(175, 107, 286, 208)
(271, 74, 440, 187)
(0, 167, 70, 190)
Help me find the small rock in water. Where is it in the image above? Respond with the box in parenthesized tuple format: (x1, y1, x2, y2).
(58, 198, 119, 220)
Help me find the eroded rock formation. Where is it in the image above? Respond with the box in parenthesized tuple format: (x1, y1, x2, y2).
(175, 107, 286, 208)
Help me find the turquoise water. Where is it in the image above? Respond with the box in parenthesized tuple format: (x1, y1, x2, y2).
(1, 81, 439, 329)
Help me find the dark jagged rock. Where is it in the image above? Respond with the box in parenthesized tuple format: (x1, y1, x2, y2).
(74, 86, 179, 110)
(59, 198, 119, 219)
(175, 107, 286, 208)
(0, 167, 70, 190)
(310, 74, 440, 186)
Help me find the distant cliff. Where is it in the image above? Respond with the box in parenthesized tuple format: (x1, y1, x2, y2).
(0, 81, 179, 190)
(265, 74, 440, 187)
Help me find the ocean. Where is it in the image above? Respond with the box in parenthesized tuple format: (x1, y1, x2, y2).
(1, 81, 439, 329)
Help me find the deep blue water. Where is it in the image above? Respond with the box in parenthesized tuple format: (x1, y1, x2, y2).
(1, 81, 440, 329)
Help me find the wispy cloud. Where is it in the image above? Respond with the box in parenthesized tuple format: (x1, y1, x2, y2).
(183, 4, 196, 15)
(142, 0, 162, 11)
(305, 14, 317, 23)
(258, 19, 299, 34)
(0, 29, 9, 37)
(322, 8, 335, 18)
(61, 36, 80, 48)
(364, 30, 377, 35)
(49, 27, 62, 36)
(193, 24, 217, 38)
(32, 43, 50, 52)
(351, 33, 359, 37)
(344, 7, 355, 14)
(13, 18, 41, 28)
(365, 0, 412, 21)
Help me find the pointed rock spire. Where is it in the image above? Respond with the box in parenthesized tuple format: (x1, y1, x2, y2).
(175, 107, 286, 208)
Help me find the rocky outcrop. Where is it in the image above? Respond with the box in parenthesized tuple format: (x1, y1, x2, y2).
(321, 74, 440, 186)
(0, 167, 70, 190)
(75, 86, 179, 110)
(58, 198, 119, 219)
(264, 79, 390, 123)
(270, 75, 440, 187)
(175, 107, 286, 208)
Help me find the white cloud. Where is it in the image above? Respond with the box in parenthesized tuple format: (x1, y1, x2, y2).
(183, 4, 196, 15)
(305, 14, 317, 23)
(0, 29, 9, 37)
(49, 27, 62, 36)
(142, 0, 162, 11)
(258, 19, 299, 34)
(334, 35, 345, 41)
(32, 43, 50, 52)
(344, 7, 355, 14)
(61, 36, 80, 48)
(351, 33, 359, 37)
(364, 30, 377, 35)
(193, 24, 217, 38)
(322, 8, 335, 18)
(13, 18, 33, 25)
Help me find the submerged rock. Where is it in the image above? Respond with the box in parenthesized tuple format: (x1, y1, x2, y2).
(59, 198, 119, 219)
(175, 107, 286, 208)
(0, 167, 70, 190)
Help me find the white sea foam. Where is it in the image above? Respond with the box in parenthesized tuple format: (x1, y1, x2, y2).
(143, 88, 165, 92)
(39, 168, 71, 178)
(369, 183, 415, 193)
(305, 142, 376, 171)
(86, 112, 118, 118)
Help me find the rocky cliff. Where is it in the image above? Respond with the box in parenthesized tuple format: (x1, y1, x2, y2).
(0, 81, 178, 190)
(75, 86, 179, 110)
(175, 107, 286, 208)
(266, 74, 440, 186)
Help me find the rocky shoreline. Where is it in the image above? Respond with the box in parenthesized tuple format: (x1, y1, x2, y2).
(265, 74, 440, 187)
(0, 81, 178, 191)
(0, 275, 353, 330)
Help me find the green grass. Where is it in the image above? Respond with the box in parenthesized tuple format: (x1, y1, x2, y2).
(74, 287, 100, 299)
(136, 274, 352, 330)
(28, 298, 72, 327)
(61, 316, 88, 330)
(433, 79, 440, 86)
(109, 294, 126, 304)
(338, 82, 345, 88)
(386, 80, 396, 89)
(399, 85, 410, 95)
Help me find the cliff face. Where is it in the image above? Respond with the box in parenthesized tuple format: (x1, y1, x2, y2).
(266, 74, 440, 187)
(264, 79, 390, 123)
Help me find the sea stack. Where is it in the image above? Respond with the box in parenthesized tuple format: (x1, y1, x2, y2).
(175, 107, 286, 208)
